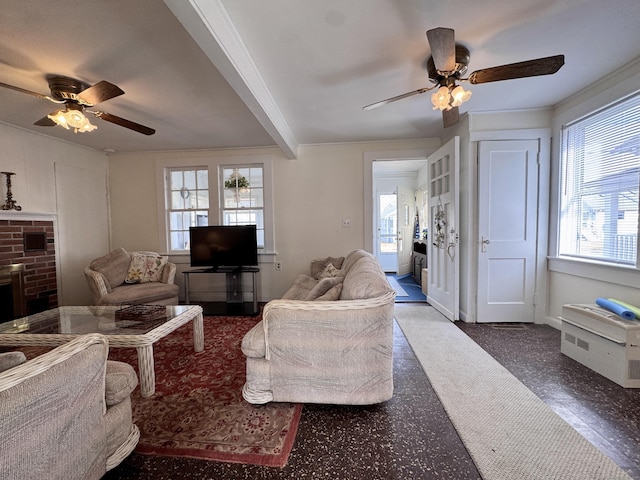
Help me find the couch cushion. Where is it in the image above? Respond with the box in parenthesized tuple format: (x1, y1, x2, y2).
(281, 274, 318, 300)
(305, 277, 343, 300)
(124, 252, 168, 284)
(314, 283, 343, 301)
(310, 256, 345, 279)
(340, 255, 393, 300)
(99, 282, 179, 305)
(90, 248, 132, 289)
(105, 361, 138, 406)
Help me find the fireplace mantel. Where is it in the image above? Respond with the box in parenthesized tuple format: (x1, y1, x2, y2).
(0, 212, 57, 222)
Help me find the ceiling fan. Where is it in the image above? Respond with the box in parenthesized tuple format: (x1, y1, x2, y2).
(0, 75, 155, 135)
(364, 27, 564, 128)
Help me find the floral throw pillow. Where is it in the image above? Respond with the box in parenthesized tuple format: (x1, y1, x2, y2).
(125, 253, 168, 284)
(317, 262, 342, 279)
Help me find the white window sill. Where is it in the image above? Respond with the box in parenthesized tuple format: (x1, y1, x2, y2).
(547, 256, 640, 289)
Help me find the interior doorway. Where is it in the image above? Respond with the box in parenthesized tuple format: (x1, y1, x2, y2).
(370, 156, 430, 304)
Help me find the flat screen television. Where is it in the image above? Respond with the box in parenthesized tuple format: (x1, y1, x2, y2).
(189, 225, 258, 269)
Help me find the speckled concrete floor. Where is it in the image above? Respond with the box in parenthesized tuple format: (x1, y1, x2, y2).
(104, 318, 640, 480)
(103, 321, 481, 480)
(458, 322, 640, 480)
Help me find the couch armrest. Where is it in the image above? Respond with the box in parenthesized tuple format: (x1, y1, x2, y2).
(85, 267, 112, 302)
(105, 361, 138, 406)
(0, 333, 109, 392)
(0, 334, 110, 480)
(161, 262, 176, 284)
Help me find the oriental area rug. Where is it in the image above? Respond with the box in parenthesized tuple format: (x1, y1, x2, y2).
(108, 314, 302, 468)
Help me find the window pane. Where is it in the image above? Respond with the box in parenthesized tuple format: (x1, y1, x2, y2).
(171, 171, 183, 190)
(171, 231, 187, 251)
(559, 93, 640, 265)
(197, 190, 209, 209)
(170, 212, 183, 230)
(197, 169, 208, 189)
(184, 170, 196, 189)
(171, 191, 184, 210)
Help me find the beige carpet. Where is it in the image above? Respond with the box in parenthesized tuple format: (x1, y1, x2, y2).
(395, 304, 633, 480)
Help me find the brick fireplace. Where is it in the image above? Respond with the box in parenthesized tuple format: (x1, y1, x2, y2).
(0, 217, 58, 320)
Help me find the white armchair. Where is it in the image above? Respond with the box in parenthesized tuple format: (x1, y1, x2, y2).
(0, 334, 139, 480)
(85, 247, 179, 305)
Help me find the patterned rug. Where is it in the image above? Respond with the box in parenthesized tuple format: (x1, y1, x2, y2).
(107, 314, 302, 467)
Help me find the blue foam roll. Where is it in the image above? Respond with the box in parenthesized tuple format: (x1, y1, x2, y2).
(595, 297, 636, 320)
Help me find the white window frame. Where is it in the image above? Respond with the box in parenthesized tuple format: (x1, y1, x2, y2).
(557, 92, 640, 268)
(156, 154, 275, 258)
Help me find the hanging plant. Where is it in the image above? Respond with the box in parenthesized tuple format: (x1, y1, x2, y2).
(224, 170, 250, 189)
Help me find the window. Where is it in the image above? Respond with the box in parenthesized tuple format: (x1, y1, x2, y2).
(167, 168, 209, 251)
(558, 93, 640, 266)
(379, 193, 397, 253)
(161, 155, 275, 255)
(220, 166, 265, 248)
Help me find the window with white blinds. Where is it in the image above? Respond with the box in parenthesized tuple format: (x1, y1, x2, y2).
(558, 93, 640, 266)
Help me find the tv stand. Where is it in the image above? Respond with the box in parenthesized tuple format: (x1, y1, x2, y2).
(183, 266, 260, 316)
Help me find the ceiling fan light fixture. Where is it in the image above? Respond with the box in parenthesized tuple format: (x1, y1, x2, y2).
(431, 86, 451, 111)
(450, 85, 472, 107)
(47, 107, 97, 133)
(47, 109, 70, 129)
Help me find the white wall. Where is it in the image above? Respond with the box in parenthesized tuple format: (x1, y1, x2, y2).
(108, 139, 438, 300)
(0, 122, 110, 305)
(545, 57, 640, 326)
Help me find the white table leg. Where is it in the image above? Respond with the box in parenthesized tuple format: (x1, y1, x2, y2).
(193, 312, 204, 352)
(136, 345, 156, 398)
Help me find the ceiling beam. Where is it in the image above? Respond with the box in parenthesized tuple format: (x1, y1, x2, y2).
(163, 0, 298, 159)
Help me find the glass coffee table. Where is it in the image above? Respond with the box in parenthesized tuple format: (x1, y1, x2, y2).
(0, 304, 204, 397)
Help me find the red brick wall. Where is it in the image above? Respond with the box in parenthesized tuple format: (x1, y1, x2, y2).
(0, 219, 58, 312)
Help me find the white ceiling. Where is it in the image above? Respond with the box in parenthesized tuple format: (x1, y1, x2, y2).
(1, 0, 639, 157)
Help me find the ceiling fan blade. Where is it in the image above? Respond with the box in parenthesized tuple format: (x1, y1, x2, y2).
(90, 110, 155, 135)
(442, 106, 459, 128)
(363, 86, 435, 110)
(426, 27, 456, 73)
(78, 81, 125, 105)
(0, 81, 63, 103)
(468, 54, 565, 84)
(34, 116, 56, 127)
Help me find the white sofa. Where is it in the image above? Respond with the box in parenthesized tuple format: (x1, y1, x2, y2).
(241, 249, 395, 405)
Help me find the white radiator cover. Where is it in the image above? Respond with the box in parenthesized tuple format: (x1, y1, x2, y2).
(561, 303, 640, 388)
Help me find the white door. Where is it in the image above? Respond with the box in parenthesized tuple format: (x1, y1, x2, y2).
(397, 186, 414, 276)
(427, 137, 460, 321)
(477, 140, 539, 323)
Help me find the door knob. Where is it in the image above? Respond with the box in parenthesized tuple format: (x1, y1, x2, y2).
(481, 236, 490, 253)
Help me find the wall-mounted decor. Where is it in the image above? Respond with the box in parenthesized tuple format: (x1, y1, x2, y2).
(1, 172, 21, 211)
